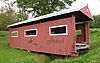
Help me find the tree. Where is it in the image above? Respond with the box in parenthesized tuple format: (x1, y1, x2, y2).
(0, 0, 28, 30)
(15, 0, 75, 17)
(0, 9, 16, 30)
(93, 15, 100, 28)
(90, 15, 100, 28)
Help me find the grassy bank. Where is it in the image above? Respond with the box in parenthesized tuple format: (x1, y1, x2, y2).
(0, 28, 100, 63)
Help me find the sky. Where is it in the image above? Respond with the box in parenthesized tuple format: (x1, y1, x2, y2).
(0, 0, 100, 15)
(72, 0, 100, 15)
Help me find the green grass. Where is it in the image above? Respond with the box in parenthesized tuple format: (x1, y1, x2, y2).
(0, 28, 100, 63)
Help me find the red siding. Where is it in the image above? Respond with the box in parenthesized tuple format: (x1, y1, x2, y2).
(80, 6, 93, 20)
(10, 16, 76, 55)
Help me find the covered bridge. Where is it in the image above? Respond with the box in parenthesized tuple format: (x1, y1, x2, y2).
(7, 6, 93, 56)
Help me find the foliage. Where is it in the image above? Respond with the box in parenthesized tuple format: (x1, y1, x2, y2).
(15, 0, 75, 17)
(0, 0, 28, 30)
(0, 9, 16, 30)
(90, 15, 100, 28)
(0, 0, 75, 31)
(0, 28, 100, 63)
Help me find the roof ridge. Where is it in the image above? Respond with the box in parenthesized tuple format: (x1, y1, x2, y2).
(7, 5, 87, 28)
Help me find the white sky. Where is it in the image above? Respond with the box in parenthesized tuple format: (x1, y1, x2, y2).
(72, 0, 100, 15)
(0, 0, 100, 15)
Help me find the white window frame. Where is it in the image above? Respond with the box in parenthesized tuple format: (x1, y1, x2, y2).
(11, 31, 18, 37)
(24, 29, 38, 37)
(49, 25, 68, 36)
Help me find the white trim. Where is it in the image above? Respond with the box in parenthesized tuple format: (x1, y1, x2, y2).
(49, 25, 68, 36)
(24, 29, 38, 37)
(11, 31, 18, 37)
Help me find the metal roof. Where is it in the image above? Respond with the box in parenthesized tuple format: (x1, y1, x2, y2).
(7, 5, 87, 28)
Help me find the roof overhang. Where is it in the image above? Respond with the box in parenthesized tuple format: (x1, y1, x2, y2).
(7, 5, 93, 28)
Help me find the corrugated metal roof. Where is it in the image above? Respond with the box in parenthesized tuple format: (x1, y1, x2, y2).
(7, 5, 87, 28)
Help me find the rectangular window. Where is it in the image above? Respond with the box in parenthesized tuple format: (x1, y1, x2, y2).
(24, 29, 37, 37)
(49, 25, 68, 36)
(11, 31, 18, 37)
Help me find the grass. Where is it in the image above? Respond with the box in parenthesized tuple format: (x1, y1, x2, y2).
(0, 28, 100, 63)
